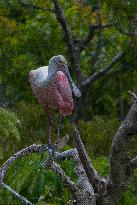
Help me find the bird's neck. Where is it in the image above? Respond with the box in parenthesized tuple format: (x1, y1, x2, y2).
(42, 62, 57, 87)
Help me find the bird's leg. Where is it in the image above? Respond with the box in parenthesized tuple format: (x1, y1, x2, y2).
(56, 113, 62, 144)
(46, 110, 57, 158)
(47, 110, 52, 146)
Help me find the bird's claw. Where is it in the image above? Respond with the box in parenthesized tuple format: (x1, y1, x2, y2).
(48, 143, 57, 158)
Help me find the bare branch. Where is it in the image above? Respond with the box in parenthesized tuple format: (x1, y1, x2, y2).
(1, 182, 34, 205)
(0, 144, 49, 204)
(0, 144, 49, 181)
(72, 126, 104, 193)
(54, 149, 76, 161)
(43, 149, 96, 204)
(108, 97, 137, 199)
(72, 149, 94, 194)
(80, 24, 113, 50)
(81, 51, 125, 87)
(0, 141, 96, 204)
(43, 158, 79, 195)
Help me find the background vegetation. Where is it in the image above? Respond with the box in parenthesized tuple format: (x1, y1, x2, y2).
(0, 0, 137, 204)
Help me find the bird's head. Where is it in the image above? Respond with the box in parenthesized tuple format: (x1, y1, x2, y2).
(49, 55, 81, 97)
(49, 55, 67, 70)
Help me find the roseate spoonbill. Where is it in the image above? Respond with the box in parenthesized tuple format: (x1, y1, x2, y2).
(29, 55, 81, 146)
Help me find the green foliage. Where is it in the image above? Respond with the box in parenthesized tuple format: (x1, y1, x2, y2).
(78, 116, 120, 157)
(93, 156, 109, 177)
(0, 154, 73, 205)
(119, 191, 137, 205)
(0, 107, 20, 161)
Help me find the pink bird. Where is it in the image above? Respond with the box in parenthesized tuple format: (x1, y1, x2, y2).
(29, 55, 81, 146)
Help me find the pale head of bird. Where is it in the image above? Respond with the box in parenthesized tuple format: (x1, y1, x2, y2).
(48, 55, 81, 98)
(49, 55, 67, 70)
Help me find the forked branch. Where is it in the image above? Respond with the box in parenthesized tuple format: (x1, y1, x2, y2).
(0, 139, 97, 205)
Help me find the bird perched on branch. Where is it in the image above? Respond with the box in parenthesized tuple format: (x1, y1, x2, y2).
(29, 55, 81, 147)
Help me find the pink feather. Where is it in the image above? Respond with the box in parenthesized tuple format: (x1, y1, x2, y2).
(29, 68, 74, 116)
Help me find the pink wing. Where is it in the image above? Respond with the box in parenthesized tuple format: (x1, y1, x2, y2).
(55, 71, 74, 116)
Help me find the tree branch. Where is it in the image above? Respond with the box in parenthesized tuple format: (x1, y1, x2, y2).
(54, 149, 76, 161)
(0, 144, 49, 204)
(129, 157, 137, 169)
(51, 0, 84, 81)
(72, 126, 105, 193)
(43, 157, 79, 195)
(81, 51, 125, 87)
(0, 144, 49, 181)
(108, 93, 137, 200)
(44, 148, 96, 204)
(1, 182, 34, 205)
(80, 24, 113, 50)
(0, 140, 97, 204)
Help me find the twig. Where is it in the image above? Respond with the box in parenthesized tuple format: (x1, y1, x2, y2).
(56, 134, 69, 149)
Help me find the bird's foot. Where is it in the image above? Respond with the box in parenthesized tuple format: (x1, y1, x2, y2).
(47, 143, 57, 158)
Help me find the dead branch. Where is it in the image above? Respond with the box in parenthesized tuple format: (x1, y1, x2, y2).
(43, 155, 79, 196)
(0, 144, 49, 204)
(81, 51, 125, 87)
(44, 148, 96, 204)
(1, 182, 34, 205)
(108, 92, 137, 201)
(0, 140, 98, 205)
(72, 126, 105, 193)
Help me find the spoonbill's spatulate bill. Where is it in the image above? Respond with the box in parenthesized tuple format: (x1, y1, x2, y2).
(29, 55, 81, 145)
